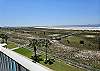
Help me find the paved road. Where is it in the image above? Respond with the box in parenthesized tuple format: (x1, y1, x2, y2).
(0, 43, 53, 71)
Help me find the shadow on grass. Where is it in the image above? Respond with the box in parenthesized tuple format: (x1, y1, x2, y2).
(31, 54, 55, 65)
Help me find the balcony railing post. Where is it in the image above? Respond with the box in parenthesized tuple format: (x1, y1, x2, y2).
(0, 51, 29, 71)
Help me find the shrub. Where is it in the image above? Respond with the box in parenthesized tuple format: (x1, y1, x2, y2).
(80, 40, 84, 44)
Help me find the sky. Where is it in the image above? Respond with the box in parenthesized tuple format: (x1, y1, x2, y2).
(0, 0, 100, 27)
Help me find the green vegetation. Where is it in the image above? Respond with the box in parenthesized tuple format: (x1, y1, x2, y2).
(13, 48, 85, 71)
(14, 48, 33, 58)
(92, 62, 100, 69)
(1, 28, 100, 71)
(0, 33, 9, 43)
(40, 61, 84, 71)
(7, 42, 17, 49)
(60, 35, 98, 50)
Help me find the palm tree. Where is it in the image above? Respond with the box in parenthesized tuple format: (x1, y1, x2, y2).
(44, 39, 50, 63)
(0, 33, 5, 43)
(4, 34, 9, 44)
(45, 39, 48, 63)
(29, 39, 38, 62)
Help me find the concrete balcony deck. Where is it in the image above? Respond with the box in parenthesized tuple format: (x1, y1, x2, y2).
(0, 43, 52, 71)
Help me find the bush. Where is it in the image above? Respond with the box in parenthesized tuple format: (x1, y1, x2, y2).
(44, 60, 48, 64)
(67, 40, 70, 44)
(31, 54, 43, 63)
(80, 40, 84, 44)
(44, 58, 55, 65)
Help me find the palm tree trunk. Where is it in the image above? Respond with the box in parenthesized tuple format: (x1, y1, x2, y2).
(45, 42, 48, 62)
(2, 38, 4, 43)
(34, 46, 37, 62)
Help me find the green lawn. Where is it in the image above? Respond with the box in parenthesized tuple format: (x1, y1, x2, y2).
(40, 60, 85, 71)
(14, 48, 33, 58)
(7, 42, 17, 49)
(13, 48, 85, 71)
